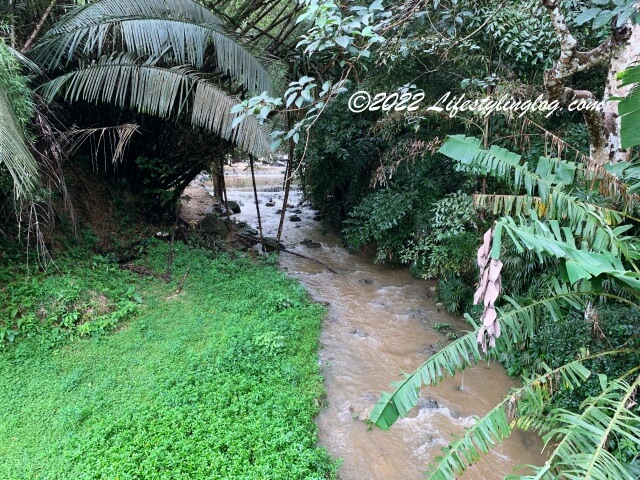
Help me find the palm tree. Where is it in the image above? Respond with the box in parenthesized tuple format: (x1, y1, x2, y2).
(30, 0, 276, 158)
(0, 38, 38, 200)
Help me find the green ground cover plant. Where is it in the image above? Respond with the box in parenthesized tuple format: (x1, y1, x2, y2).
(0, 241, 336, 479)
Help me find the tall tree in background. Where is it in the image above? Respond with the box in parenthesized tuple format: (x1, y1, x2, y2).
(543, 0, 639, 164)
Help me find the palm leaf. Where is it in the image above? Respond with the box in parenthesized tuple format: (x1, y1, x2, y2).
(427, 358, 594, 480)
(439, 135, 631, 253)
(517, 373, 640, 480)
(0, 88, 38, 199)
(369, 288, 595, 430)
(40, 54, 271, 157)
(31, 0, 273, 94)
(618, 65, 640, 150)
(0, 43, 38, 199)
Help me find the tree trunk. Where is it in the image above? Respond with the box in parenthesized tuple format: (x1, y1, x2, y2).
(598, 25, 640, 164)
(542, 0, 640, 165)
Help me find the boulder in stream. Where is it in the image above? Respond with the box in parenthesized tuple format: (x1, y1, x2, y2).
(418, 397, 439, 410)
(226, 200, 241, 214)
(289, 215, 302, 222)
(300, 239, 321, 249)
(262, 237, 284, 251)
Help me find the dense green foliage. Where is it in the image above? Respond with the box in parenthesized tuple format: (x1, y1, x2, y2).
(0, 242, 337, 479)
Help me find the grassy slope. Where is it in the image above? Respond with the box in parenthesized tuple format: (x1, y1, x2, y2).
(0, 242, 336, 479)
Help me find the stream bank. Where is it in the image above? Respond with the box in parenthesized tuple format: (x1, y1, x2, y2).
(182, 164, 546, 480)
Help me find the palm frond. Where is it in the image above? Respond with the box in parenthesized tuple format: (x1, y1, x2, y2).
(31, 0, 273, 94)
(516, 373, 640, 480)
(369, 286, 597, 430)
(0, 42, 38, 199)
(0, 88, 38, 199)
(40, 54, 271, 157)
(427, 359, 593, 480)
(439, 135, 631, 254)
(618, 64, 640, 150)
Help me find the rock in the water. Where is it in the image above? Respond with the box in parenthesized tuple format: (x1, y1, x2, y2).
(292, 208, 303, 214)
(418, 397, 439, 410)
(300, 239, 321, 249)
(200, 213, 228, 237)
(275, 209, 282, 214)
(349, 328, 369, 338)
(265, 202, 276, 207)
(289, 215, 302, 222)
(226, 200, 241, 214)
(358, 278, 374, 285)
(262, 237, 284, 251)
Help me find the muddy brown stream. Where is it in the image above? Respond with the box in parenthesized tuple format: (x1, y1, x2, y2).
(182, 164, 546, 479)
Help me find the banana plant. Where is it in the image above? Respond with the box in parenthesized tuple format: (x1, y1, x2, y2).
(370, 135, 640, 478)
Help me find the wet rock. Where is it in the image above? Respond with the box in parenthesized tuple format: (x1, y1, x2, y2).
(236, 221, 249, 229)
(358, 278, 374, 285)
(449, 409, 462, 419)
(199, 213, 228, 237)
(262, 237, 284, 251)
(418, 397, 439, 410)
(275, 209, 282, 214)
(349, 328, 369, 338)
(424, 344, 440, 354)
(300, 239, 321, 249)
(320, 301, 331, 307)
(362, 391, 379, 403)
(292, 208, 303, 214)
(265, 201, 276, 207)
(226, 200, 241, 214)
(289, 215, 302, 222)
(287, 203, 294, 208)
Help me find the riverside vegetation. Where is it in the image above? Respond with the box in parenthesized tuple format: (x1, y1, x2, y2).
(2, 0, 640, 478)
(0, 241, 337, 479)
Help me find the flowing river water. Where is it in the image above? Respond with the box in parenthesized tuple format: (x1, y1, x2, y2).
(181, 164, 546, 480)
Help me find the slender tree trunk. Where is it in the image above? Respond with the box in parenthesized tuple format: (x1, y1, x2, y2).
(250, 155, 265, 251)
